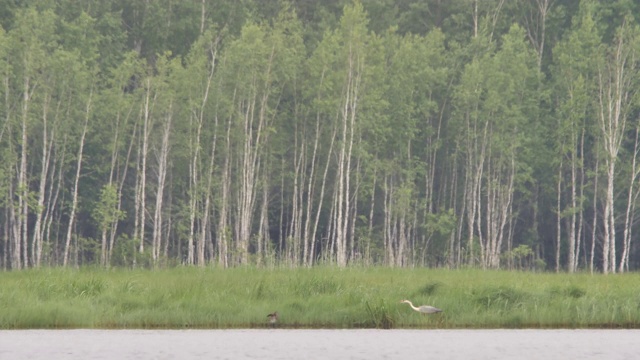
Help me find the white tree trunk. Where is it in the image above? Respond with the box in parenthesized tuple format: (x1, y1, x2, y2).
(32, 93, 53, 267)
(152, 102, 173, 264)
(597, 28, 634, 273)
(619, 128, 640, 272)
(63, 90, 92, 267)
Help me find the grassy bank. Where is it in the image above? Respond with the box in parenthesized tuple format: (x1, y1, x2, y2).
(1, 267, 639, 329)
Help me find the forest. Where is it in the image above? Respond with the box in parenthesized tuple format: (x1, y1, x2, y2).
(1, 0, 640, 272)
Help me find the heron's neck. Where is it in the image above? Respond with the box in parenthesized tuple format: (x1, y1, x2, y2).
(406, 301, 418, 311)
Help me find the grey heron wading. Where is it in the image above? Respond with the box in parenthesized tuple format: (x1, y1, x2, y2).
(400, 300, 442, 314)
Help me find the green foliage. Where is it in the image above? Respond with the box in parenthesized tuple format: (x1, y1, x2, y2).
(68, 277, 106, 297)
(364, 299, 394, 329)
(415, 281, 442, 296)
(1, 267, 640, 329)
(294, 275, 342, 297)
(1, 0, 640, 272)
(111, 235, 140, 268)
(504, 245, 536, 270)
(91, 184, 126, 232)
(473, 286, 528, 310)
(565, 285, 587, 299)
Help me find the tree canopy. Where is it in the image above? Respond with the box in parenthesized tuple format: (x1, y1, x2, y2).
(1, 0, 640, 272)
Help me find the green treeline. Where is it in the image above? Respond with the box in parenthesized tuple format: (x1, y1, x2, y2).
(1, 0, 640, 272)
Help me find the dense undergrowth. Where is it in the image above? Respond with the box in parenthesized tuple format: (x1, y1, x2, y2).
(1, 267, 639, 329)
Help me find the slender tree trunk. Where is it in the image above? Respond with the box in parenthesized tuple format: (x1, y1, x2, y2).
(448, 154, 461, 268)
(289, 129, 304, 264)
(463, 107, 488, 267)
(199, 120, 218, 266)
(619, 127, 640, 272)
(217, 111, 233, 268)
(308, 126, 336, 266)
(473, 0, 478, 38)
(335, 42, 362, 267)
(15, 74, 33, 269)
(110, 118, 137, 265)
(366, 166, 377, 266)
(485, 154, 515, 269)
(47, 148, 65, 265)
(63, 89, 92, 267)
(152, 101, 173, 265)
(383, 175, 394, 266)
(302, 107, 322, 266)
(590, 155, 599, 274)
(523, 0, 551, 70)
(567, 137, 578, 273)
(350, 154, 362, 262)
(200, 0, 206, 34)
(42, 147, 61, 266)
(192, 39, 219, 266)
(186, 110, 201, 266)
(305, 66, 337, 266)
(236, 46, 276, 265)
(32, 93, 54, 267)
(237, 95, 258, 265)
(597, 25, 635, 273)
(137, 78, 156, 258)
(556, 159, 562, 272)
(9, 176, 21, 269)
(257, 179, 268, 266)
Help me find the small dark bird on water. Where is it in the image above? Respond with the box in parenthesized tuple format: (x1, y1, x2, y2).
(267, 311, 278, 327)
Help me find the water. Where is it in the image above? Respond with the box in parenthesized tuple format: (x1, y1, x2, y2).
(1, 329, 638, 359)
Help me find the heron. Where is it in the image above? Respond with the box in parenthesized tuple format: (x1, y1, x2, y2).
(267, 311, 278, 327)
(400, 300, 442, 314)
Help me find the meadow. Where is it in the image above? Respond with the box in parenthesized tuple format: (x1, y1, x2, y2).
(1, 267, 639, 329)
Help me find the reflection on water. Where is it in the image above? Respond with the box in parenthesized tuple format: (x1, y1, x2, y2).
(1, 329, 639, 360)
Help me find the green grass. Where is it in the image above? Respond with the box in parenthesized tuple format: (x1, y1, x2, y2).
(1, 266, 639, 329)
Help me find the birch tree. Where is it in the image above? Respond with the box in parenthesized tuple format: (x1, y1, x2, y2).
(453, 25, 538, 269)
(94, 52, 142, 267)
(221, 25, 270, 265)
(5, 8, 58, 268)
(218, 6, 302, 265)
(303, 28, 341, 266)
(614, 25, 640, 273)
(62, 71, 94, 267)
(551, 3, 600, 272)
(520, 0, 554, 70)
(597, 20, 638, 274)
(269, 7, 305, 265)
(150, 54, 179, 265)
(175, 28, 224, 266)
(379, 29, 449, 266)
(619, 126, 640, 272)
(328, 3, 369, 267)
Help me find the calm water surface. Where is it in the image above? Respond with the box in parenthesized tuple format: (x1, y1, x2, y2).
(1, 329, 638, 359)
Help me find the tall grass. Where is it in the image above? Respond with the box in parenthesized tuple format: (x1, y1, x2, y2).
(1, 267, 639, 329)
